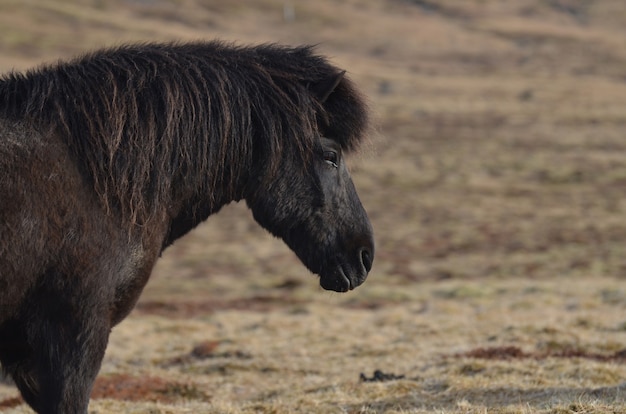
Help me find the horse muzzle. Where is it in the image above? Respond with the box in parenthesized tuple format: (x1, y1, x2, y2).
(319, 245, 374, 292)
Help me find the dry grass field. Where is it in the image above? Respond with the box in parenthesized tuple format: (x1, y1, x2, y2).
(2, 0, 626, 412)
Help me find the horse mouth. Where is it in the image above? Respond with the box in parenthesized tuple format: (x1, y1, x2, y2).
(319, 265, 366, 293)
(318, 246, 373, 292)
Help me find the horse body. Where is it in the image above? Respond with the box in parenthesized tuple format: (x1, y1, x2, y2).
(0, 120, 160, 412)
(0, 41, 373, 413)
(0, 120, 158, 323)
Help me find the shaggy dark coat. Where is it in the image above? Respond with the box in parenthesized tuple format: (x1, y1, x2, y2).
(0, 41, 373, 414)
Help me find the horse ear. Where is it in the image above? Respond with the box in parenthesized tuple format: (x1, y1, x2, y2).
(312, 70, 346, 103)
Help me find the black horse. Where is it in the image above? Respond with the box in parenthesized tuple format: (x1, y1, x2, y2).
(0, 41, 374, 413)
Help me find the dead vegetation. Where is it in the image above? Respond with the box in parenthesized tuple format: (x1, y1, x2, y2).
(2, 0, 626, 412)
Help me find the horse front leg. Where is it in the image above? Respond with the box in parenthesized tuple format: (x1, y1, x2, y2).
(18, 273, 112, 414)
(37, 326, 109, 414)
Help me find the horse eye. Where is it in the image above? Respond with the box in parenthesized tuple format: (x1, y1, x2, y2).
(323, 150, 338, 167)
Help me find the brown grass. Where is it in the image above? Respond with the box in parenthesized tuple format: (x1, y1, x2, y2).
(2, 0, 626, 412)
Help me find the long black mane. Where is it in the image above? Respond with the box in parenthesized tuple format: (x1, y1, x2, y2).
(0, 41, 368, 227)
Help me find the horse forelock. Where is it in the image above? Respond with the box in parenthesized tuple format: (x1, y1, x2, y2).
(0, 41, 368, 230)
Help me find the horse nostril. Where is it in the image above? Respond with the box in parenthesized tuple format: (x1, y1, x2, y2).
(360, 247, 373, 273)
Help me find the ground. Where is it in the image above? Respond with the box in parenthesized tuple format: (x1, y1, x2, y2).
(1, 0, 626, 413)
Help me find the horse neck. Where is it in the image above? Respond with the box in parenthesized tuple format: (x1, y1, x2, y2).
(161, 168, 248, 250)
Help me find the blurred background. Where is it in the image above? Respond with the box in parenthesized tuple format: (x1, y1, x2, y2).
(4, 1, 626, 412)
(4, 0, 626, 300)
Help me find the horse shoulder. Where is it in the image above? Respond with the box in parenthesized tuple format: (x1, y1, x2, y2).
(0, 120, 166, 325)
